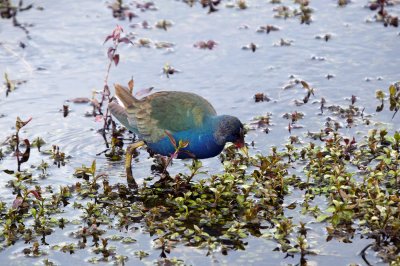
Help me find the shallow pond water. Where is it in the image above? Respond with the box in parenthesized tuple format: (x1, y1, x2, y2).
(0, 0, 400, 265)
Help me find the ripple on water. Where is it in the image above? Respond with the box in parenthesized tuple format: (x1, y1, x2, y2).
(44, 126, 102, 162)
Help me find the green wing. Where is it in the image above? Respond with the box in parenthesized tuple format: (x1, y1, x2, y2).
(129, 91, 217, 142)
(151, 91, 216, 131)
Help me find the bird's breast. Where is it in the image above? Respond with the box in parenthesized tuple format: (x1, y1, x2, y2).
(146, 130, 224, 159)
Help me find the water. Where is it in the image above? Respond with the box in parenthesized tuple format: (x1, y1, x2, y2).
(0, 0, 399, 265)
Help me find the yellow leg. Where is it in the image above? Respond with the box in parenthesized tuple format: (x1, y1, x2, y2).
(125, 141, 145, 189)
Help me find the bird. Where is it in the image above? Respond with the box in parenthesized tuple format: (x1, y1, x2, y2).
(108, 84, 245, 186)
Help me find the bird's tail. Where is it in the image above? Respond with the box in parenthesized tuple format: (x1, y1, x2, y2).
(114, 83, 140, 108)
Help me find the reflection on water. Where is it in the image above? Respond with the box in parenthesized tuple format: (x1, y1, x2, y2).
(0, 0, 399, 265)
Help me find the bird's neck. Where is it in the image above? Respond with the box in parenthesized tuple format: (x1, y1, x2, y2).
(206, 115, 231, 145)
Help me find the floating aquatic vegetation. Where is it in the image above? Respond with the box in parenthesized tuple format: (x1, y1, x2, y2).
(274, 38, 293, 46)
(249, 113, 273, 133)
(135, 37, 152, 47)
(273, 1, 313, 24)
(376, 81, 400, 118)
(154, 41, 175, 50)
(254, 93, 270, 102)
(315, 33, 332, 42)
(297, 1, 313, 24)
(163, 63, 180, 78)
(242, 42, 258, 52)
(0, 125, 398, 262)
(311, 55, 326, 61)
(48, 145, 66, 167)
(0, 0, 35, 37)
(131, 20, 152, 29)
(22, 241, 46, 257)
(273, 5, 295, 19)
(256, 24, 280, 34)
(282, 77, 301, 90)
(338, 0, 350, 6)
(283, 111, 305, 123)
(14, 117, 32, 172)
(237, 0, 248, 10)
(326, 74, 335, 80)
(300, 80, 315, 104)
(155, 19, 173, 30)
(108, 0, 137, 21)
(284, 80, 315, 106)
(376, 89, 386, 114)
(199, 0, 221, 13)
(194, 40, 218, 49)
(62, 104, 69, 118)
(2, 73, 27, 97)
(134, 250, 149, 259)
(134, 1, 158, 12)
(238, 24, 249, 29)
(368, 0, 399, 27)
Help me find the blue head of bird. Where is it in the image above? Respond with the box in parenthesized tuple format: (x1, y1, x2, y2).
(213, 115, 245, 149)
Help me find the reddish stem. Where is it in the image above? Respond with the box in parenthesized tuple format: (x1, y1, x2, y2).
(100, 39, 119, 148)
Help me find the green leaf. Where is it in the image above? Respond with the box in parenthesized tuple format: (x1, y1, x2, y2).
(236, 195, 244, 205)
(301, 80, 310, 90)
(389, 84, 396, 96)
(90, 160, 96, 175)
(30, 208, 37, 218)
(121, 237, 137, 244)
(193, 224, 201, 232)
(3, 170, 14, 175)
(170, 232, 180, 240)
(316, 214, 330, 222)
(238, 231, 247, 238)
(326, 206, 336, 213)
(184, 229, 194, 236)
(287, 248, 300, 253)
(394, 131, 400, 142)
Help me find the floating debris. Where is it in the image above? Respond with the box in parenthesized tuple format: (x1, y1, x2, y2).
(238, 24, 249, 29)
(249, 113, 273, 133)
(326, 74, 335, 80)
(256, 24, 280, 34)
(155, 19, 173, 31)
(68, 97, 91, 104)
(242, 42, 258, 52)
(154, 41, 175, 49)
(134, 1, 158, 12)
(130, 20, 152, 29)
(63, 104, 69, 117)
(274, 38, 293, 46)
(315, 33, 332, 41)
(135, 38, 152, 47)
(254, 93, 270, 102)
(201, 0, 221, 13)
(237, 0, 248, 9)
(108, 0, 137, 21)
(194, 40, 218, 49)
(367, 0, 399, 27)
(163, 63, 180, 78)
(3, 73, 27, 97)
(311, 55, 326, 61)
(273, 5, 294, 19)
(337, 0, 350, 6)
